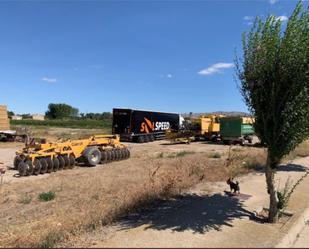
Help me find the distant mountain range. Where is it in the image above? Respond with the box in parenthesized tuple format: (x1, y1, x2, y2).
(181, 111, 252, 118)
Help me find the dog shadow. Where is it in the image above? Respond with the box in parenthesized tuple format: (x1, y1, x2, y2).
(117, 193, 253, 234)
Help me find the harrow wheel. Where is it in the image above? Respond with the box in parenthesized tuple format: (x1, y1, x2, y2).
(83, 146, 101, 167)
(101, 151, 108, 164)
(53, 157, 60, 171)
(33, 159, 42, 175)
(57, 155, 65, 170)
(46, 157, 54, 173)
(39, 158, 48, 174)
(62, 155, 70, 169)
(68, 154, 75, 169)
(14, 155, 25, 170)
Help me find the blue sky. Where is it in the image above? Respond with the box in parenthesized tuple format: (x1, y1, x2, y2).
(0, 0, 302, 114)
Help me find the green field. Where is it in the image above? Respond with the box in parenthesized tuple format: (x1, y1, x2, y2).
(10, 119, 112, 129)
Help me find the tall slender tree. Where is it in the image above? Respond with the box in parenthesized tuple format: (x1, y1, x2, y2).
(236, 1, 309, 222)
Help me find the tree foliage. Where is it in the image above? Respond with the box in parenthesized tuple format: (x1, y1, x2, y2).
(45, 103, 79, 119)
(236, 1, 309, 166)
(79, 112, 112, 120)
(7, 111, 14, 118)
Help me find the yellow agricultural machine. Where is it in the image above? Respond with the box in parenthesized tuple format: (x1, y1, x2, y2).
(13, 134, 130, 176)
(190, 115, 223, 141)
(166, 114, 223, 143)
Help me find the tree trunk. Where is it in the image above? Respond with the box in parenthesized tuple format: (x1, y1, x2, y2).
(265, 153, 279, 223)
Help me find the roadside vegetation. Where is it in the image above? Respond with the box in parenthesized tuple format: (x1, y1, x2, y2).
(11, 119, 111, 129)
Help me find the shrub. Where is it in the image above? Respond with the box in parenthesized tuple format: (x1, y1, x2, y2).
(209, 152, 221, 158)
(38, 191, 56, 202)
(39, 230, 64, 248)
(19, 195, 32, 204)
(156, 152, 164, 158)
(167, 151, 195, 158)
(241, 160, 262, 170)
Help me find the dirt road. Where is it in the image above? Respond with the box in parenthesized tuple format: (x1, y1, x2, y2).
(68, 156, 309, 248)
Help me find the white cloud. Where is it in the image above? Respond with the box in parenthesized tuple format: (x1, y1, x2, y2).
(198, 63, 234, 76)
(269, 0, 279, 4)
(276, 15, 288, 22)
(160, 73, 173, 78)
(41, 77, 57, 83)
(244, 16, 254, 21)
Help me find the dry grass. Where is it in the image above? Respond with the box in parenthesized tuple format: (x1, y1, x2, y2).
(284, 140, 309, 161)
(0, 146, 266, 247)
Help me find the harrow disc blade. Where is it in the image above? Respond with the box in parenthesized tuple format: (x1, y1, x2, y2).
(110, 150, 116, 161)
(53, 157, 60, 172)
(39, 158, 48, 174)
(18, 161, 30, 176)
(46, 157, 54, 173)
(106, 150, 112, 162)
(68, 154, 75, 169)
(14, 155, 25, 170)
(126, 148, 130, 158)
(57, 155, 65, 170)
(33, 159, 42, 175)
(113, 149, 119, 161)
(62, 155, 70, 169)
(101, 151, 108, 164)
(118, 149, 124, 160)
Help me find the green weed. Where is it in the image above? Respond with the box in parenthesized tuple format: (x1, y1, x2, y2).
(38, 191, 56, 202)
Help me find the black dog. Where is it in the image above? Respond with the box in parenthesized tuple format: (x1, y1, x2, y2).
(227, 178, 240, 194)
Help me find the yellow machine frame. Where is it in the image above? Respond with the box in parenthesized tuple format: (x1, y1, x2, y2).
(14, 134, 130, 177)
(17, 134, 124, 162)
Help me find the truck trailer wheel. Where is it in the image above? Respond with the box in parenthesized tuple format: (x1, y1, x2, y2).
(137, 136, 145, 143)
(83, 147, 101, 166)
(149, 134, 155, 142)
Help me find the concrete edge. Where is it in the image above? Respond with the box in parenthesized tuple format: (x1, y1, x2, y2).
(275, 206, 309, 248)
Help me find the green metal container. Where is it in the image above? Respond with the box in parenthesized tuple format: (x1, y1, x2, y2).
(220, 117, 254, 138)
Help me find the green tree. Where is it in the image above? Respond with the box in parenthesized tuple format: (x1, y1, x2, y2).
(236, 1, 309, 223)
(45, 103, 79, 119)
(7, 111, 14, 118)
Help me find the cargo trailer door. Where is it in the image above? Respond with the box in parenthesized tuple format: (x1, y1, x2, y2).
(112, 109, 131, 135)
